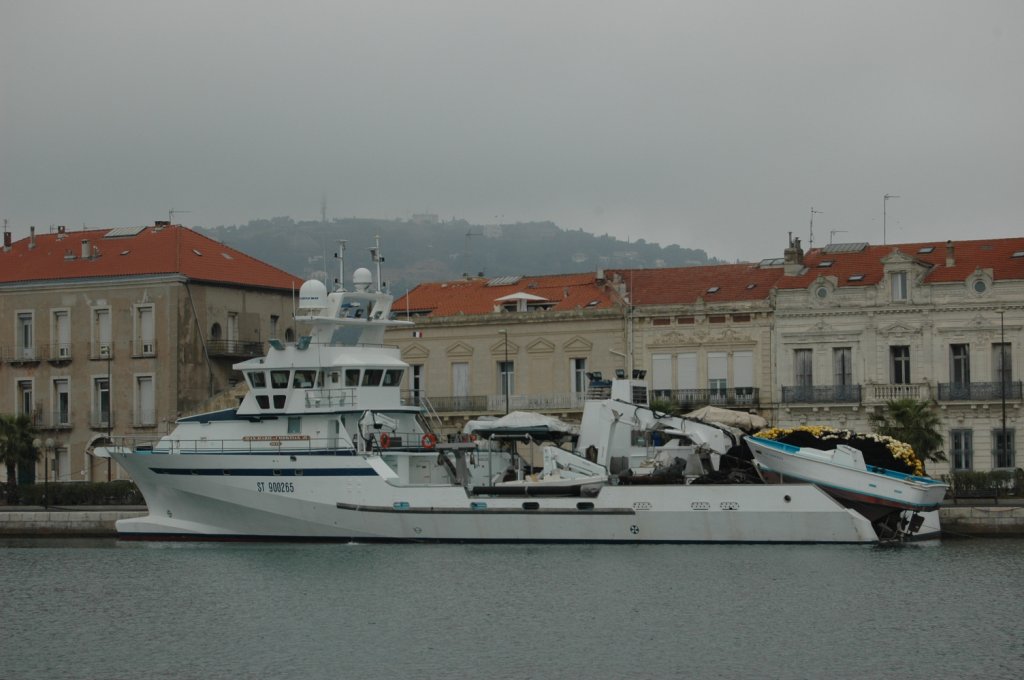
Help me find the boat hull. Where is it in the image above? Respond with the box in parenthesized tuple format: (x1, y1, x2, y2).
(746, 436, 948, 513)
(112, 451, 882, 543)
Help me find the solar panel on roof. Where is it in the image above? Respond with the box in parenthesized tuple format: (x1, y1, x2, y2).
(104, 226, 147, 238)
(822, 242, 868, 254)
(486, 275, 522, 287)
(917, 246, 935, 254)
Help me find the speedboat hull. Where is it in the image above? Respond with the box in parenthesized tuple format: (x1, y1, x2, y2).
(745, 436, 948, 515)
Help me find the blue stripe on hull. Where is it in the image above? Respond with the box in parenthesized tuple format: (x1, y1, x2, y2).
(151, 467, 377, 477)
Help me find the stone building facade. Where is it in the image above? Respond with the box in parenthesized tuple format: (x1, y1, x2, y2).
(0, 223, 301, 483)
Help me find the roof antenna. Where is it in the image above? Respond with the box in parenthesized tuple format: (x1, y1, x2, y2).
(809, 207, 822, 251)
(169, 208, 191, 224)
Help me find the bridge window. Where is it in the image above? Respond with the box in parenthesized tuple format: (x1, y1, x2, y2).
(345, 369, 360, 386)
(248, 371, 267, 389)
(362, 369, 384, 386)
(293, 370, 317, 388)
(270, 371, 290, 389)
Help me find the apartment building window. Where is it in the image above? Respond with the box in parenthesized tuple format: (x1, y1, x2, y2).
(677, 352, 698, 392)
(93, 377, 111, 428)
(950, 429, 973, 471)
(17, 380, 34, 419)
(93, 307, 112, 358)
(891, 271, 908, 301)
(452, 362, 469, 396)
(498, 360, 515, 396)
(135, 305, 156, 356)
(833, 347, 853, 385)
(652, 354, 672, 393)
(53, 379, 70, 426)
(16, 312, 34, 360)
(993, 343, 1012, 387)
(410, 364, 424, 401)
(794, 349, 813, 387)
(950, 344, 971, 387)
(708, 352, 727, 402)
(571, 358, 587, 395)
(52, 310, 71, 359)
(733, 351, 754, 403)
(56, 446, 70, 482)
(135, 375, 155, 426)
(993, 429, 1015, 469)
(227, 312, 239, 352)
(891, 346, 911, 384)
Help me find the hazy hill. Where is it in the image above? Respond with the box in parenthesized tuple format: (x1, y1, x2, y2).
(198, 217, 720, 294)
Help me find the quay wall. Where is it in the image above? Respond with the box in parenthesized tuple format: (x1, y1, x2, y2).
(0, 508, 146, 536)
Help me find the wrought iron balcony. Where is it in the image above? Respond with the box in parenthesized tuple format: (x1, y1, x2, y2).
(46, 343, 73, 363)
(652, 387, 761, 410)
(427, 396, 490, 413)
(781, 384, 861, 404)
(207, 339, 264, 358)
(937, 381, 1023, 402)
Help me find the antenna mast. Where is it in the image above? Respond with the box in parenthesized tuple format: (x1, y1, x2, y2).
(809, 207, 822, 250)
(169, 208, 191, 224)
(335, 240, 347, 291)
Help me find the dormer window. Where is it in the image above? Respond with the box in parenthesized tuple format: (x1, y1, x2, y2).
(891, 272, 908, 301)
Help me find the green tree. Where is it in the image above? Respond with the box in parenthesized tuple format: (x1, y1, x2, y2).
(868, 399, 946, 466)
(0, 414, 39, 503)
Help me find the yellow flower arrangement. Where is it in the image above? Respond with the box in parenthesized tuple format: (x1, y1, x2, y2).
(754, 425, 925, 476)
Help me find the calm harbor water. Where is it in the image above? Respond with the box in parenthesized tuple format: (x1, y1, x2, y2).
(1, 538, 1021, 680)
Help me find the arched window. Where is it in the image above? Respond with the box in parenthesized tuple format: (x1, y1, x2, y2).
(210, 322, 222, 340)
(284, 328, 295, 342)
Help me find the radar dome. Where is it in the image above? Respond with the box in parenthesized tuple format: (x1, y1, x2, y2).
(298, 279, 328, 309)
(353, 267, 373, 292)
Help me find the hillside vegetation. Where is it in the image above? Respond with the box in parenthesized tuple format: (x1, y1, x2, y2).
(199, 217, 720, 294)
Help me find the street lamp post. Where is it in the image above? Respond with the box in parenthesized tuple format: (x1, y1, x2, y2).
(499, 329, 510, 414)
(1000, 309, 1008, 466)
(32, 437, 54, 508)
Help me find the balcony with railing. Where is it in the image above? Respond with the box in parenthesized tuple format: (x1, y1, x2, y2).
(131, 339, 158, 358)
(938, 381, 1023, 402)
(207, 339, 264, 358)
(42, 410, 73, 431)
(133, 409, 158, 427)
(90, 408, 113, 430)
(427, 392, 590, 414)
(46, 343, 73, 364)
(4, 345, 40, 365)
(865, 382, 931, 403)
(652, 387, 760, 410)
(781, 384, 861, 404)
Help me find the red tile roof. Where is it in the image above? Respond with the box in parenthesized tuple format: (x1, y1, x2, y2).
(0, 224, 303, 291)
(394, 272, 617, 317)
(776, 238, 1024, 289)
(609, 263, 786, 305)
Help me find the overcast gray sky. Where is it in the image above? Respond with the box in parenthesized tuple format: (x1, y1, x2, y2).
(2, 0, 1021, 262)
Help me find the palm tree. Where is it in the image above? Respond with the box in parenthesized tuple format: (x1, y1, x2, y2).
(868, 399, 946, 466)
(0, 414, 39, 504)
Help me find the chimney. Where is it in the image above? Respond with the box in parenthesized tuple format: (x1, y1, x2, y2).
(3, 230, 11, 252)
(81, 239, 90, 259)
(784, 233, 805, 275)
(596, 268, 605, 283)
(945, 240, 955, 267)
(29, 226, 36, 249)
(57, 225, 66, 234)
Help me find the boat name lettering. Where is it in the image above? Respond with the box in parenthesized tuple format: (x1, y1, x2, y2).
(242, 435, 311, 441)
(257, 482, 295, 493)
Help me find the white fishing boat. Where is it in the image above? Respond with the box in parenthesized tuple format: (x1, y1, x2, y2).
(745, 435, 948, 523)
(101, 240, 935, 543)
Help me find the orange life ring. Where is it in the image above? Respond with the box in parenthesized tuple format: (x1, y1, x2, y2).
(422, 433, 438, 449)
(379, 432, 391, 449)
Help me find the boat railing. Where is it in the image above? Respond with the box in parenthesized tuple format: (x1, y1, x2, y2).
(104, 432, 444, 455)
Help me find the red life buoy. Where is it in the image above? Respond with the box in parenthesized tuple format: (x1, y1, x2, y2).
(379, 432, 391, 449)
(422, 433, 438, 449)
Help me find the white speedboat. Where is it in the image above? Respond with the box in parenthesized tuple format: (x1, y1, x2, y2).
(102, 241, 932, 543)
(745, 435, 948, 530)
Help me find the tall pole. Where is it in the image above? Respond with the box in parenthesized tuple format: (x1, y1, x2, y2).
(883, 194, 900, 244)
(503, 330, 510, 414)
(809, 207, 822, 251)
(1001, 310, 1007, 465)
